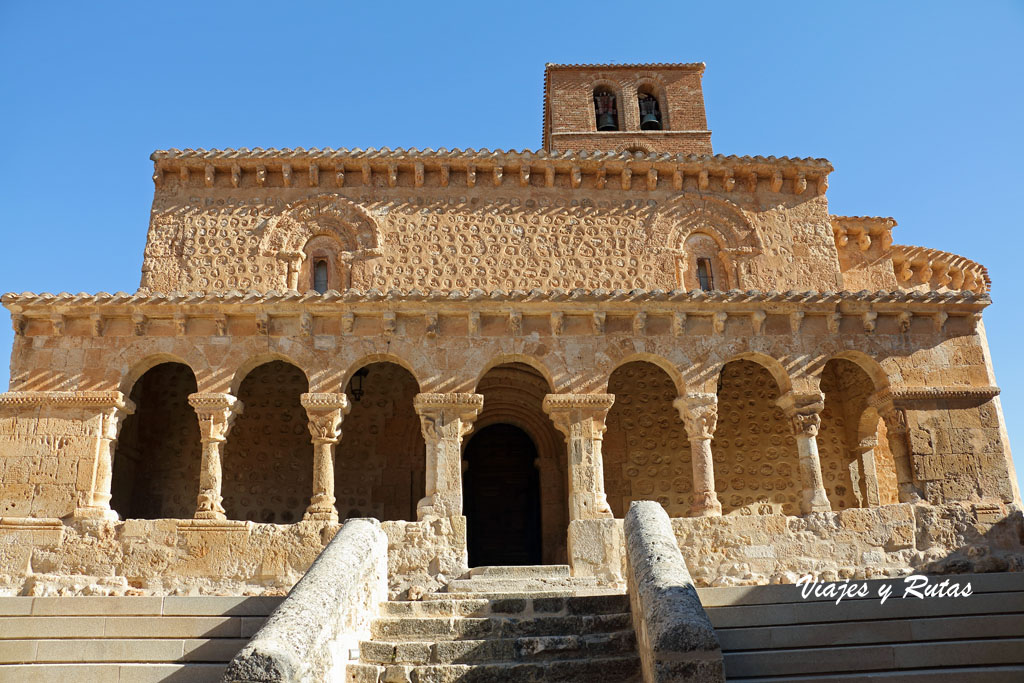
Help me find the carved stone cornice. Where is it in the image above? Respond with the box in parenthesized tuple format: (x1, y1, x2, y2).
(868, 385, 1001, 410)
(0, 391, 135, 413)
(673, 393, 718, 441)
(542, 393, 615, 413)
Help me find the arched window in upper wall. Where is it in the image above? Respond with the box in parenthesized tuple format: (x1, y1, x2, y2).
(593, 89, 619, 131)
(681, 233, 728, 291)
(638, 91, 662, 130)
(313, 259, 329, 294)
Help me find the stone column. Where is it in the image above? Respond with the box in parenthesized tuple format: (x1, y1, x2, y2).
(300, 393, 350, 522)
(880, 406, 923, 503)
(76, 392, 136, 520)
(673, 393, 722, 517)
(542, 394, 615, 521)
(851, 435, 881, 507)
(413, 393, 484, 519)
(188, 393, 243, 520)
(777, 391, 832, 514)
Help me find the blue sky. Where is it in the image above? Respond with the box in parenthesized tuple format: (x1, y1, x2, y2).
(2, 1, 1022, 494)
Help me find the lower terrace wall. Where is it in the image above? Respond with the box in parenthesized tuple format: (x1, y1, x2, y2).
(0, 502, 1020, 598)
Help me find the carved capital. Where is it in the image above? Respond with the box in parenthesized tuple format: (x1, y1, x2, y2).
(777, 391, 825, 437)
(542, 393, 615, 439)
(673, 393, 718, 441)
(413, 393, 484, 441)
(188, 393, 243, 443)
(300, 392, 350, 445)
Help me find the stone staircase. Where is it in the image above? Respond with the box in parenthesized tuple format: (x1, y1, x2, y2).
(0, 595, 282, 683)
(703, 571, 1024, 682)
(348, 565, 641, 683)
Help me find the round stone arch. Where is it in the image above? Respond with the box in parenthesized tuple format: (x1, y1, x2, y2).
(258, 194, 383, 290)
(472, 353, 559, 395)
(118, 352, 199, 395)
(713, 351, 794, 397)
(600, 352, 687, 397)
(228, 352, 312, 396)
(342, 353, 425, 395)
(650, 196, 762, 290)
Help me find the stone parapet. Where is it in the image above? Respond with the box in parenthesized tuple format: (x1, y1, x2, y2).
(624, 501, 724, 682)
(223, 517, 387, 682)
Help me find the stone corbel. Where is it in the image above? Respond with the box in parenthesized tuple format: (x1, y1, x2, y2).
(335, 167, 345, 187)
(341, 312, 355, 334)
(750, 310, 766, 335)
(933, 311, 948, 333)
(174, 313, 188, 337)
(466, 164, 476, 188)
(673, 169, 684, 191)
(794, 173, 807, 195)
(282, 163, 293, 187)
(722, 168, 735, 192)
(204, 164, 215, 188)
(770, 170, 783, 192)
(593, 311, 606, 335)
(425, 312, 439, 338)
(544, 164, 555, 188)
(132, 313, 147, 336)
(633, 311, 647, 336)
(817, 175, 829, 195)
(361, 161, 372, 185)
(863, 310, 877, 333)
(309, 163, 319, 188)
(596, 169, 607, 190)
(508, 311, 522, 336)
(414, 162, 424, 188)
(414, 393, 484, 519)
(897, 311, 913, 333)
(439, 164, 450, 187)
(571, 166, 582, 188)
(90, 314, 104, 337)
(255, 312, 269, 336)
(621, 168, 632, 191)
(12, 314, 26, 336)
(746, 171, 758, 193)
(672, 312, 686, 337)
(180, 166, 189, 183)
(857, 230, 872, 251)
(51, 314, 65, 336)
(550, 311, 564, 336)
(256, 165, 267, 186)
(542, 393, 615, 521)
(827, 311, 842, 334)
(300, 312, 313, 337)
(387, 163, 398, 188)
(789, 311, 804, 334)
(188, 393, 244, 520)
(646, 168, 658, 191)
(519, 165, 530, 187)
(492, 165, 503, 187)
(231, 163, 241, 188)
(698, 169, 709, 191)
(468, 311, 480, 336)
(382, 312, 397, 335)
(215, 315, 228, 337)
(713, 311, 727, 334)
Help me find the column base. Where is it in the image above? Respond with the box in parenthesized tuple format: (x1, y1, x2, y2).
(303, 507, 339, 523)
(691, 492, 723, 517)
(802, 489, 832, 514)
(73, 506, 119, 521)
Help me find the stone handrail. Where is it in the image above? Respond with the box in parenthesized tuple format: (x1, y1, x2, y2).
(222, 518, 387, 682)
(624, 501, 724, 682)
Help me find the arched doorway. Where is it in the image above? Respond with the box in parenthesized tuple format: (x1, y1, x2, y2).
(463, 424, 542, 567)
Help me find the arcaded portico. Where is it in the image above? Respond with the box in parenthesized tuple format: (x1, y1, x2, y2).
(1, 62, 1020, 599)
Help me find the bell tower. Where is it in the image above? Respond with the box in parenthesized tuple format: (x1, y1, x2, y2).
(543, 62, 712, 155)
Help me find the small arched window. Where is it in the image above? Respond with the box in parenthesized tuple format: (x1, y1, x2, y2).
(696, 258, 714, 291)
(638, 92, 662, 131)
(313, 259, 329, 294)
(593, 89, 619, 131)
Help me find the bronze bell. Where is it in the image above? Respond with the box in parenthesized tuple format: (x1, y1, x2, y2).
(597, 112, 617, 131)
(640, 113, 662, 130)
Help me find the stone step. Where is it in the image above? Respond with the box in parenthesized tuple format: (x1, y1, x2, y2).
(729, 665, 1024, 682)
(466, 565, 570, 579)
(370, 613, 632, 642)
(722, 637, 1024, 679)
(360, 629, 635, 665)
(0, 662, 228, 683)
(0, 614, 267, 639)
(0, 595, 282, 617)
(421, 588, 623, 601)
(699, 572, 1024, 608)
(706, 590, 1024, 628)
(382, 594, 630, 618)
(717, 612, 1024, 651)
(0, 637, 248, 664)
(442, 577, 601, 594)
(348, 653, 642, 683)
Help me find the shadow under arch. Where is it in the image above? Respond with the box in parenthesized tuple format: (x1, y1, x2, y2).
(472, 354, 557, 395)
(605, 352, 687, 396)
(343, 353, 424, 394)
(118, 353, 197, 396)
(229, 352, 312, 396)
(111, 361, 201, 520)
(604, 359, 692, 517)
(715, 351, 794, 396)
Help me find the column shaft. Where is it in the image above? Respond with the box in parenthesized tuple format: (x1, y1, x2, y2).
(778, 391, 832, 514)
(76, 393, 135, 520)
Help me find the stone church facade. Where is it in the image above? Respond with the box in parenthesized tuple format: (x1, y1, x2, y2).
(1, 63, 1021, 599)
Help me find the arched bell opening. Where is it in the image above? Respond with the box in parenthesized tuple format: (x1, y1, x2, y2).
(713, 359, 800, 516)
(223, 361, 311, 523)
(638, 90, 663, 131)
(338, 362, 424, 521)
(111, 362, 201, 520)
(604, 361, 692, 517)
(593, 88, 619, 131)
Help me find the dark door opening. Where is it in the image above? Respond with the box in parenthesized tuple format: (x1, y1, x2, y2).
(463, 424, 542, 567)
